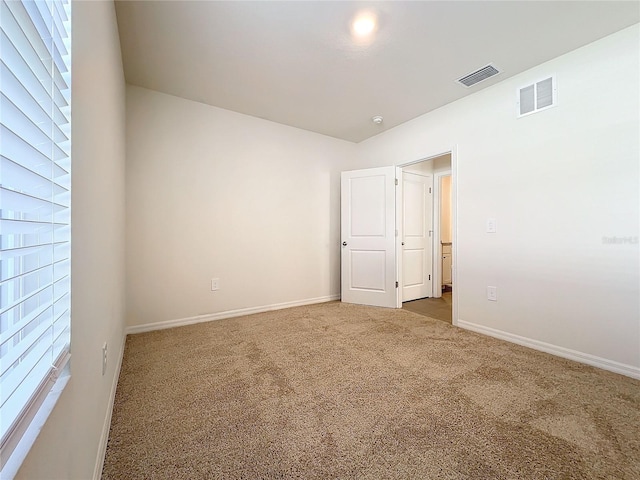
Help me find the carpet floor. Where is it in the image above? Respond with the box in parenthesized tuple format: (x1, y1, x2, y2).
(102, 302, 640, 479)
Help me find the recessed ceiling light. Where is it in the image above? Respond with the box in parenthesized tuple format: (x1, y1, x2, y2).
(351, 12, 377, 38)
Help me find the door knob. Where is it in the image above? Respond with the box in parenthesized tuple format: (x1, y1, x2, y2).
(402, 242, 405, 246)
(342, 241, 347, 246)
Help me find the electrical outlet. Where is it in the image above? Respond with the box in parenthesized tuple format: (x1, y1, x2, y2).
(487, 286, 497, 301)
(102, 342, 108, 376)
(486, 218, 497, 233)
(211, 278, 220, 291)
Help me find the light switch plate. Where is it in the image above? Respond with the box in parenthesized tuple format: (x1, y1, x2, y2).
(487, 286, 497, 301)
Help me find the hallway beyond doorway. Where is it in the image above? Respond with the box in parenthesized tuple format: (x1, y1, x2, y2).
(403, 290, 452, 323)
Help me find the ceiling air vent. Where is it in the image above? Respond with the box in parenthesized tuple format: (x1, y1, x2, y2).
(457, 64, 501, 87)
(517, 75, 557, 117)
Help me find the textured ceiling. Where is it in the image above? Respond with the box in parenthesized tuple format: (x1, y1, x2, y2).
(115, 1, 639, 143)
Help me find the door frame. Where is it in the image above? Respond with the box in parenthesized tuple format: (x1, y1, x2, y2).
(396, 147, 458, 326)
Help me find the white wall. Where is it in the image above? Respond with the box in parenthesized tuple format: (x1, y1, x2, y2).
(440, 175, 452, 244)
(357, 25, 640, 374)
(125, 86, 357, 328)
(16, 1, 127, 478)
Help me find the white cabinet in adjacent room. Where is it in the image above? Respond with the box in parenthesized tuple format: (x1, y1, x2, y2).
(442, 243, 452, 286)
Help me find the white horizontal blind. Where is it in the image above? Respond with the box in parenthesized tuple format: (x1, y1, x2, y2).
(0, 0, 71, 464)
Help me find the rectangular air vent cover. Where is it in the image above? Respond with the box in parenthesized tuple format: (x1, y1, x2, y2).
(517, 75, 557, 117)
(457, 64, 501, 87)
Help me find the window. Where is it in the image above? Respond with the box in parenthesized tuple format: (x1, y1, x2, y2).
(1, 0, 71, 473)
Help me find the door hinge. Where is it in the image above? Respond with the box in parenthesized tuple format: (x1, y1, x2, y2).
(429, 187, 432, 194)
(395, 178, 399, 186)
(395, 281, 399, 288)
(428, 274, 431, 280)
(395, 229, 398, 237)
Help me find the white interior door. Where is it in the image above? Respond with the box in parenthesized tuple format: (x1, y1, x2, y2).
(341, 167, 398, 308)
(402, 172, 433, 302)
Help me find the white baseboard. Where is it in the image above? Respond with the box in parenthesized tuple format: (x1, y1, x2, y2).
(125, 294, 341, 335)
(93, 332, 127, 480)
(457, 319, 640, 380)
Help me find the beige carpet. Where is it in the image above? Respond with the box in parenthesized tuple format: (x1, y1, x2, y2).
(103, 302, 640, 479)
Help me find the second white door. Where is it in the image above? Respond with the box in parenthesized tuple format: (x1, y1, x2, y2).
(402, 172, 433, 301)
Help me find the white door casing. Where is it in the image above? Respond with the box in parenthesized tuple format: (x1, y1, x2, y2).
(402, 172, 433, 302)
(341, 167, 398, 308)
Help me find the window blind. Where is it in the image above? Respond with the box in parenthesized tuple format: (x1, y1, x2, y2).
(0, 0, 71, 467)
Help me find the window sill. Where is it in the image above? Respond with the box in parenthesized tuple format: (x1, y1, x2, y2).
(0, 363, 71, 480)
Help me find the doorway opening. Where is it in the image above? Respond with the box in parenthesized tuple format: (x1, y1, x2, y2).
(339, 148, 457, 322)
(399, 153, 453, 324)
